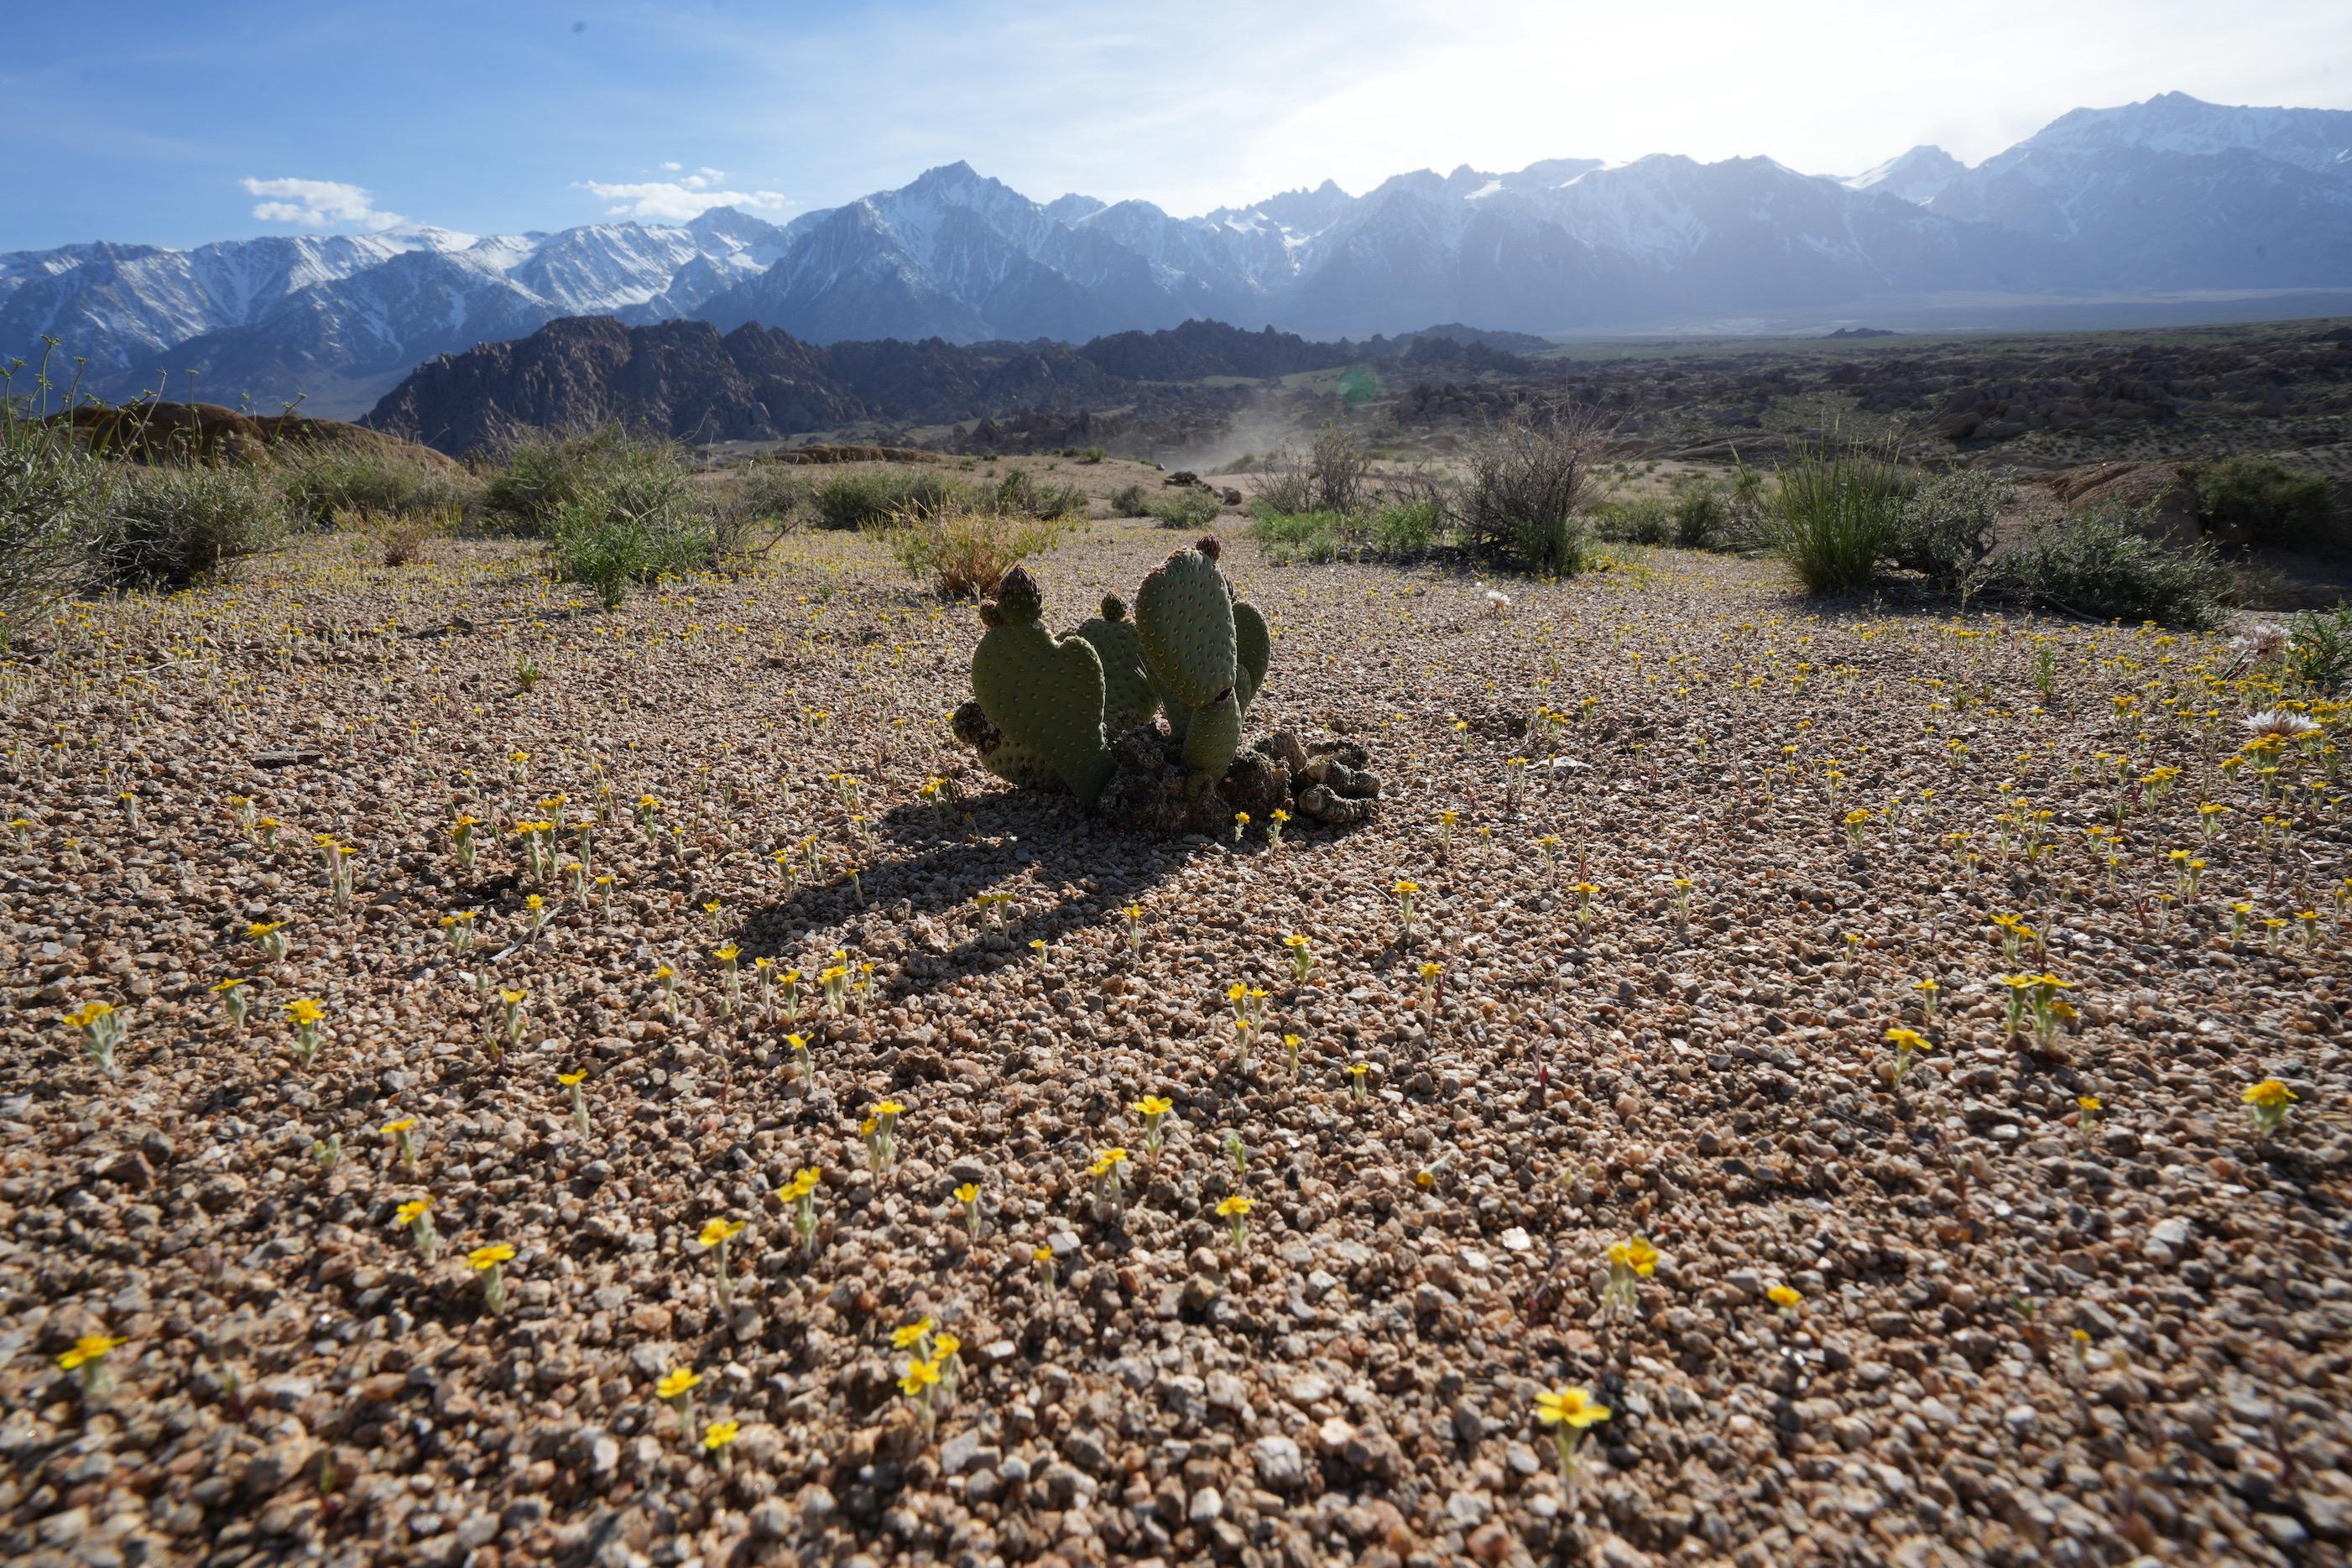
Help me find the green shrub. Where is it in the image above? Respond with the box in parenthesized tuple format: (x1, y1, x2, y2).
(1148, 487, 1223, 529)
(1768, 443, 1913, 594)
(1, 405, 110, 627)
(1249, 507, 1345, 565)
(736, 466, 806, 525)
(2005, 503, 2228, 629)
(275, 443, 474, 529)
(1108, 482, 1150, 516)
(993, 468, 1088, 521)
(1591, 496, 1672, 545)
(2193, 456, 2338, 549)
(2287, 604, 2352, 692)
(1671, 484, 1728, 550)
(1893, 469, 2010, 590)
(811, 468, 966, 530)
(548, 483, 713, 608)
(482, 428, 692, 537)
(809, 471, 899, 529)
(96, 466, 288, 590)
(1369, 500, 1442, 559)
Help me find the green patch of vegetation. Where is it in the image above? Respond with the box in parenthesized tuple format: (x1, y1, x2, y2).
(2287, 603, 2352, 692)
(809, 468, 965, 530)
(1671, 482, 1730, 550)
(2007, 503, 2229, 630)
(0, 389, 109, 628)
(1590, 496, 1673, 546)
(548, 485, 714, 609)
(481, 428, 693, 538)
(1892, 469, 2010, 592)
(732, 466, 806, 528)
(1368, 500, 1442, 559)
(1108, 482, 1150, 517)
(1249, 506, 1346, 565)
(275, 443, 475, 529)
(1768, 442, 1913, 595)
(1147, 487, 1223, 529)
(993, 467, 1089, 522)
(1248, 497, 1448, 565)
(2192, 456, 2339, 550)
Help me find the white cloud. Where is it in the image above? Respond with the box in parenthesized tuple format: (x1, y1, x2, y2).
(239, 176, 405, 232)
(576, 167, 790, 221)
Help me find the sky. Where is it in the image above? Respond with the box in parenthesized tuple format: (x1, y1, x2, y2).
(2, 0, 2346, 251)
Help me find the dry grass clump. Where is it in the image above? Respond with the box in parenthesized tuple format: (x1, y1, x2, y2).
(880, 499, 1081, 597)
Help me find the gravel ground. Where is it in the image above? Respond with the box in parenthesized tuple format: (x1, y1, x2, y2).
(2, 518, 2347, 1568)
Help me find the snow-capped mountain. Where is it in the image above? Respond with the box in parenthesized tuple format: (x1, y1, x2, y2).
(1868, 93, 2352, 289)
(2005, 91, 2352, 175)
(1, 211, 785, 411)
(8, 91, 2349, 417)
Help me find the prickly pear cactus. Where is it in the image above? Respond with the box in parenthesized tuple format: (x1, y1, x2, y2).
(1136, 539, 1238, 711)
(970, 567, 1113, 805)
(1071, 594, 1157, 737)
(1232, 598, 1270, 713)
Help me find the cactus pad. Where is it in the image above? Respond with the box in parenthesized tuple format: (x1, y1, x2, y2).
(952, 700, 1061, 791)
(1181, 690, 1242, 788)
(1135, 544, 1237, 711)
(1232, 598, 1270, 713)
(1072, 594, 1158, 737)
(970, 569, 1113, 804)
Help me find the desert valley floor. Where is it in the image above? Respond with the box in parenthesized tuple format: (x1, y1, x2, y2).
(2, 515, 2347, 1568)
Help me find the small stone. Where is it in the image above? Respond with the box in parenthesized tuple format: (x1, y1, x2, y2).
(1253, 1434, 1306, 1493)
(749, 1500, 791, 1540)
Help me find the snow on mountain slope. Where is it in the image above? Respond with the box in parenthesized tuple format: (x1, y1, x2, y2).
(1843, 144, 1968, 204)
(1, 209, 790, 404)
(2009, 91, 2352, 175)
(1912, 94, 2352, 284)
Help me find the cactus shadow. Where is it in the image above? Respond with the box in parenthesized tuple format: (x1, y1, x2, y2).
(732, 791, 1197, 1000)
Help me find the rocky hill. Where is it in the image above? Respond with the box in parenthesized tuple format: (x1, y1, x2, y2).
(368, 315, 1463, 455)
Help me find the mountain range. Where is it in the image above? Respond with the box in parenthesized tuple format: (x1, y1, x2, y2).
(5, 91, 2348, 419)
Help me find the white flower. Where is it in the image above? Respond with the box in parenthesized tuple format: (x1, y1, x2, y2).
(2230, 625, 2292, 664)
(2240, 708, 2320, 739)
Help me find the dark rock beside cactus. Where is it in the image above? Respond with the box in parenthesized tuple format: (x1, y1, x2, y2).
(1095, 725, 1379, 836)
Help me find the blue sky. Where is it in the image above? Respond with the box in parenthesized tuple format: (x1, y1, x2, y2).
(3, 0, 2346, 250)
